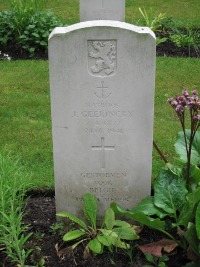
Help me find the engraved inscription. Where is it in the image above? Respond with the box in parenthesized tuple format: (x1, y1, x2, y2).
(95, 81, 111, 99)
(81, 172, 127, 179)
(91, 137, 115, 169)
(88, 40, 117, 77)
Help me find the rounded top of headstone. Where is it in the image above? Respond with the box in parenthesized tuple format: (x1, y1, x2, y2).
(49, 20, 156, 41)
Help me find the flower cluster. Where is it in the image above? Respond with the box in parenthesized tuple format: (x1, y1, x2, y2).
(0, 51, 11, 61)
(168, 90, 200, 121)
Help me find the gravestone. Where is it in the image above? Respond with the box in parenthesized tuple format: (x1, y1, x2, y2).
(80, 0, 125, 22)
(49, 3, 156, 219)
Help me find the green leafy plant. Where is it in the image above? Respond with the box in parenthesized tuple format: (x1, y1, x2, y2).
(168, 90, 200, 185)
(0, 153, 33, 266)
(0, 3, 64, 57)
(9, 0, 46, 35)
(137, 7, 166, 32)
(143, 253, 169, 267)
(170, 28, 199, 57)
(57, 193, 139, 256)
(112, 89, 200, 263)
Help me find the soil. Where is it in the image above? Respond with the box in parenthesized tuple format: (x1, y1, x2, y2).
(0, 190, 190, 267)
(0, 36, 199, 60)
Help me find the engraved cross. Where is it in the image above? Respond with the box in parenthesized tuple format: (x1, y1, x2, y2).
(95, 81, 111, 99)
(91, 137, 115, 169)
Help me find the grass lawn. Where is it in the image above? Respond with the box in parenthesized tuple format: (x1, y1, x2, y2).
(0, 0, 200, 26)
(1, 58, 200, 188)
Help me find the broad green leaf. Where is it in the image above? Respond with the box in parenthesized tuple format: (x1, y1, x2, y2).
(114, 220, 130, 228)
(144, 252, 155, 264)
(99, 229, 128, 248)
(131, 196, 167, 219)
(184, 223, 199, 256)
(174, 130, 200, 165)
(112, 226, 139, 240)
(104, 208, 115, 230)
(166, 163, 182, 176)
(83, 193, 97, 230)
(110, 203, 165, 232)
(187, 187, 200, 204)
(113, 239, 130, 249)
(88, 237, 103, 254)
(190, 165, 200, 186)
(100, 229, 112, 235)
(56, 212, 87, 230)
(40, 40, 47, 46)
(195, 202, 200, 239)
(178, 187, 200, 227)
(154, 169, 188, 216)
(177, 201, 194, 227)
(63, 230, 85, 242)
(97, 235, 112, 246)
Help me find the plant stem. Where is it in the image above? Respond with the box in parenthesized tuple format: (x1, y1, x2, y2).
(153, 140, 168, 164)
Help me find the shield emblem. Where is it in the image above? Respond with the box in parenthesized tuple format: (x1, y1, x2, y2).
(88, 40, 117, 77)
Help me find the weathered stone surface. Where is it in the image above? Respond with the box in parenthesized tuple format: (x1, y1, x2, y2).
(80, 0, 125, 22)
(49, 21, 156, 219)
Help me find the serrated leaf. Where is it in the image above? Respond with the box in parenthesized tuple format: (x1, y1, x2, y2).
(88, 237, 103, 254)
(112, 226, 139, 240)
(56, 212, 87, 230)
(195, 202, 200, 239)
(83, 193, 97, 230)
(175, 130, 200, 165)
(104, 208, 115, 230)
(63, 230, 85, 242)
(154, 169, 188, 216)
(131, 196, 167, 219)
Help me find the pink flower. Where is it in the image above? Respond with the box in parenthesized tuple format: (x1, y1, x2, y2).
(175, 104, 184, 113)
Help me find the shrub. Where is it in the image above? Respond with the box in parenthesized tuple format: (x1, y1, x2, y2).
(0, 8, 64, 58)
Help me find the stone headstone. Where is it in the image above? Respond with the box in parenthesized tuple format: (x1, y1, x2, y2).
(49, 21, 156, 219)
(80, 0, 125, 22)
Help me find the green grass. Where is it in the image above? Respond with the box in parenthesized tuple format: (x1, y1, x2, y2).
(0, 0, 200, 26)
(0, 60, 53, 188)
(1, 58, 200, 187)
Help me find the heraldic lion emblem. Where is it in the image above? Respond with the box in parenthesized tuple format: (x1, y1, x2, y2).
(88, 41, 116, 76)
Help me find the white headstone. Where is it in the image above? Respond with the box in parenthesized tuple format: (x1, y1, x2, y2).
(49, 21, 156, 219)
(80, 0, 125, 22)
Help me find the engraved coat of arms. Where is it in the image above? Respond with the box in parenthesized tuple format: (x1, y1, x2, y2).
(88, 40, 117, 77)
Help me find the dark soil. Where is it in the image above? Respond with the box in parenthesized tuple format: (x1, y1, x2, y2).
(0, 191, 190, 267)
(0, 36, 199, 60)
